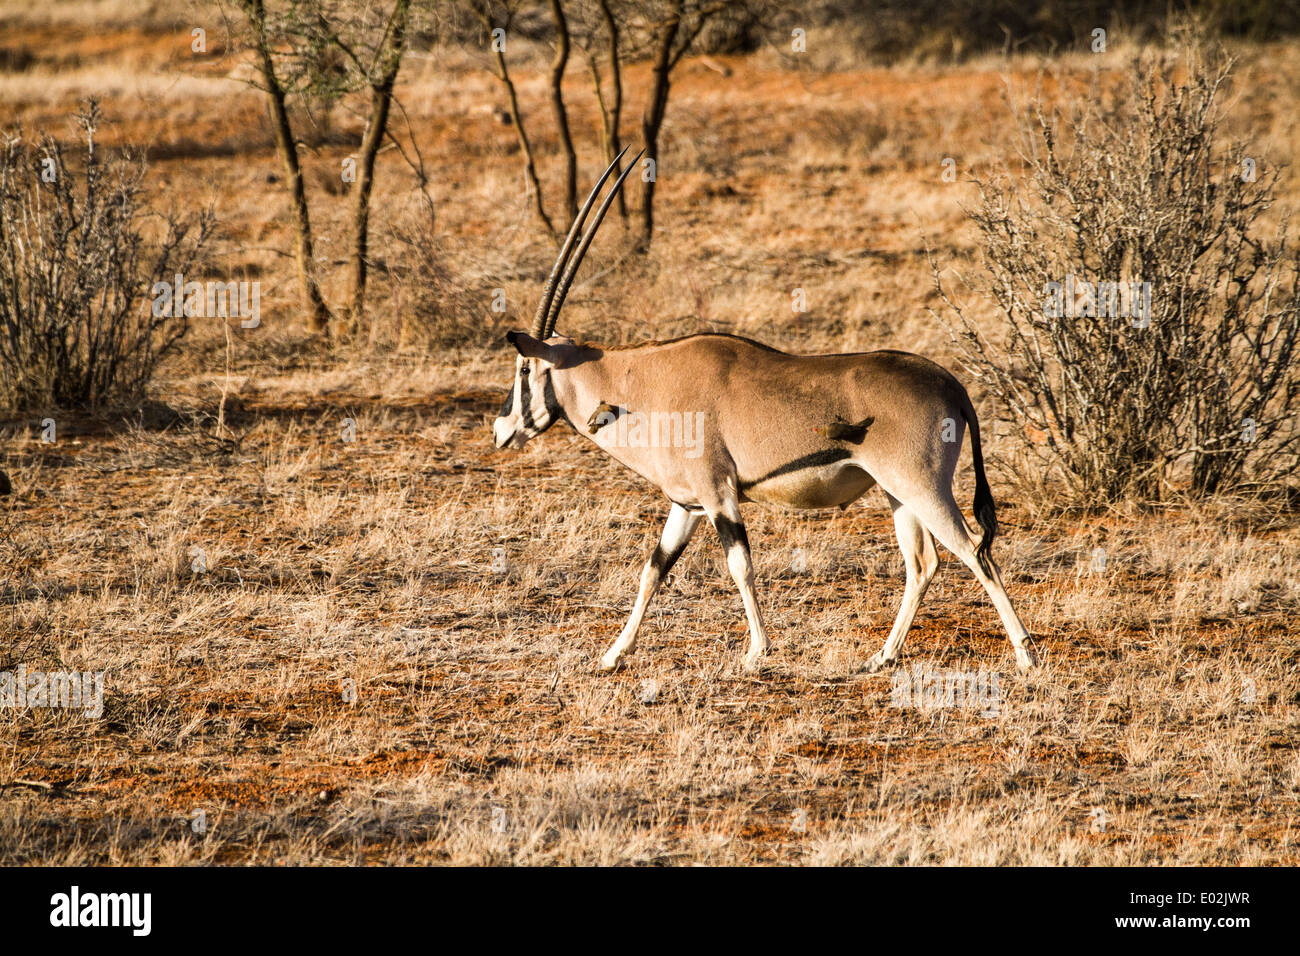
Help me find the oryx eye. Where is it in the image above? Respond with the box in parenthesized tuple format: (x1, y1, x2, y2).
(519, 365, 530, 376)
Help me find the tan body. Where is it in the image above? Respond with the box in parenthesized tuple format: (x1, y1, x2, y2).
(560, 335, 964, 512)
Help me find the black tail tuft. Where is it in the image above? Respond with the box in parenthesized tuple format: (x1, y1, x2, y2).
(962, 399, 997, 576)
(973, 472, 997, 577)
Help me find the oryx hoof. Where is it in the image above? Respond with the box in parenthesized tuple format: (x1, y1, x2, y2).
(742, 651, 768, 674)
(862, 652, 895, 674)
(1015, 647, 1038, 673)
(597, 653, 623, 673)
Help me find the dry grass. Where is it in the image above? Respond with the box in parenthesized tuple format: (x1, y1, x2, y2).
(1, 12, 1299, 865)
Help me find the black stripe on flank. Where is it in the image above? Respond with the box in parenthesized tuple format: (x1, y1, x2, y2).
(738, 448, 853, 493)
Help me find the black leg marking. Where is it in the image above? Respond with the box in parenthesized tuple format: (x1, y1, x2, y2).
(713, 515, 750, 553)
(649, 543, 684, 577)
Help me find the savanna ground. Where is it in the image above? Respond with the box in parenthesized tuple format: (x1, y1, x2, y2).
(1, 4, 1299, 864)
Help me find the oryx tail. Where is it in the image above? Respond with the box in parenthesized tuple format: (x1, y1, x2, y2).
(958, 395, 997, 578)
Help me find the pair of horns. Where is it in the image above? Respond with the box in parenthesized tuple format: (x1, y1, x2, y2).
(531, 145, 645, 340)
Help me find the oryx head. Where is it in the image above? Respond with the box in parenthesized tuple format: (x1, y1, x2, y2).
(493, 146, 642, 451)
(493, 331, 572, 449)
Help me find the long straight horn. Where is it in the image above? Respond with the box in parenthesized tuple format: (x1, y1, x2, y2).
(531, 146, 631, 338)
(544, 148, 645, 338)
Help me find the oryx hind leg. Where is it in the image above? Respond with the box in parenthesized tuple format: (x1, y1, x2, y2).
(706, 498, 769, 673)
(902, 489, 1037, 672)
(864, 495, 940, 673)
(599, 502, 702, 671)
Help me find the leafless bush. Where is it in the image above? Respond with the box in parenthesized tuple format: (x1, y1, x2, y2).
(376, 200, 506, 349)
(0, 102, 213, 411)
(936, 41, 1300, 502)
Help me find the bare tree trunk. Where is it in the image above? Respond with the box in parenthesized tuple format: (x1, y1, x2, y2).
(587, 0, 625, 219)
(548, 0, 578, 224)
(639, 0, 683, 250)
(241, 0, 332, 337)
(346, 0, 411, 338)
(479, 5, 557, 239)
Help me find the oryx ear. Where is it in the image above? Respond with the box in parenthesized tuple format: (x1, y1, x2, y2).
(506, 330, 554, 361)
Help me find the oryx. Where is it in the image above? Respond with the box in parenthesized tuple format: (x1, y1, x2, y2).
(493, 149, 1038, 675)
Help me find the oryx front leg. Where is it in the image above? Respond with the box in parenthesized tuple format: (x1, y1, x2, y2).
(599, 502, 702, 671)
(709, 505, 769, 673)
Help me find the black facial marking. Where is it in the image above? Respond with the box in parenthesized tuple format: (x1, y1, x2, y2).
(518, 363, 535, 431)
(543, 372, 567, 427)
(739, 448, 853, 492)
(501, 360, 564, 438)
(713, 515, 750, 553)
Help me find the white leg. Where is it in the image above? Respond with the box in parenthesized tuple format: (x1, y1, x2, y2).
(905, 492, 1038, 672)
(864, 497, 940, 672)
(708, 503, 769, 672)
(599, 503, 702, 671)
